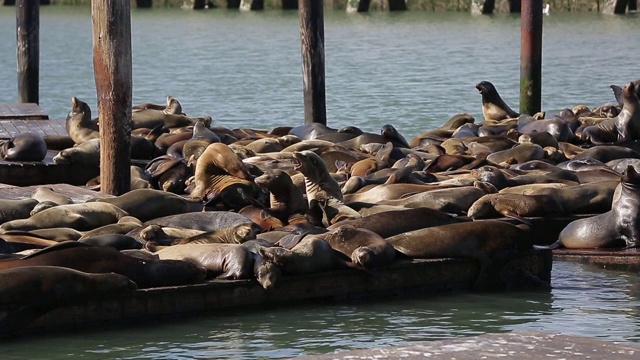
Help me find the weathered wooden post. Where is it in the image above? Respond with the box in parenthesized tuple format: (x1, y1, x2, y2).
(299, 0, 327, 125)
(91, 1, 132, 195)
(520, 0, 542, 115)
(16, 0, 39, 104)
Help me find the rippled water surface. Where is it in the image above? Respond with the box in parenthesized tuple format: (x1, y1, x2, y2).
(1, 6, 640, 359)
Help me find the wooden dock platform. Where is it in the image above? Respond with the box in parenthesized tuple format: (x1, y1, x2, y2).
(554, 248, 640, 271)
(5, 250, 551, 338)
(0, 103, 48, 121)
(297, 331, 640, 359)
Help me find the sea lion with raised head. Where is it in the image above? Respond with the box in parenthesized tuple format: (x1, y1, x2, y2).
(476, 81, 520, 122)
(556, 166, 640, 248)
(65, 97, 99, 144)
(582, 82, 640, 144)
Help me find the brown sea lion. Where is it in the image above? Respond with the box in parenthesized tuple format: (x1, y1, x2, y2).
(153, 243, 254, 280)
(138, 224, 206, 245)
(65, 97, 99, 144)
(386, 220, 533, 288)
(582, 82, 640, 144)
(92, 188, 203, 222)
(0, 199, 39, 225)
(0, 133, 47, 162)
(476, 81, 520, 122)
(557, 166, 640, 248)
(319, 225, 396, 268)
(52, 138, 100, 165)
(170, 223, 257, 245)
(0, 242, 207, 288)
(131, 105, 211, 130)
(190, 142, 259, 210)
(485, 143, 545, 165)
(326, 207, 466, 238)
(132, 96, 184, 114)
(142, 211, 256, 232)
(467, 193, 565, 220)
(0, 202, 128, 232)
(378, 183, 494, 215)
(258, 235, 352, 275)
(254, 169, 308, 222)
(0, 266, 136, 335)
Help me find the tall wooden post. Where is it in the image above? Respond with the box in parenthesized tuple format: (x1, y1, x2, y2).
(520, 0, 543, 115)
(16, 0, 39, 104)
(299, 0, 326, 125)
(91, 1, 132, 195)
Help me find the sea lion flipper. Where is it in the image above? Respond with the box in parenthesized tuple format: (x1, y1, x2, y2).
(610, 85, 624, 107)
(22, 241, 91, 259)
(501, 211, 532, 227)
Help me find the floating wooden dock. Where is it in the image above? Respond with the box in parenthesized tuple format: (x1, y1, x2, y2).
(0, 103, 48, 121)
(6, 250, 551, 338)
(298, 331, 640, 359)
(554, 248, 640, 271)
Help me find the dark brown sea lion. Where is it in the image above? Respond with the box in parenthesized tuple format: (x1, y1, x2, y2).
(335, 124, 410, 150)
(65, 97, 99, 144)
(258, 235, 352, 275)
(557, 166, 640, 248)
(0, 133, 47, 162)
(319, 225, 396, 268)
(131, 106, 211, 130)
(0, 266, 136, 335)
(485, 143, 545, 165)
(610, 79, 640, 107)
(582, 82, 640, 144)
(327, 207, 466, 238)
(78, 234, 143, 250)
(144, 155, 191, 193)
(0, 203, 128, 232)
(254, 169, 308, 222)
(467, 193, 565, 220)
(476, 81, 520, 122)
(386, 220, 533, 288)
(92, 188, 202, 222)
(142, 211, 256, 232)
(571, 145, 640, 163)
(132, 95, 184, 114)
(154, 243, 254, 280)
(378, 183, 494, 215)
(517, 115, 575, 143)
(182, 120, 221, 163)
(0, 242, 207, 288)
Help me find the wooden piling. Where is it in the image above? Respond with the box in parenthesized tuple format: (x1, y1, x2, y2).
(520, 0, 543, 115)
(91, 1, 132, 196)
(16, 0, 39, 104)
(299, 0, 327, 125)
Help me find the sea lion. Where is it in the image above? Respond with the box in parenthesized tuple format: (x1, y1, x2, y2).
(31, 186, 73, 206)
(131, 105, 212, 130)
(467, 193, 565, 220)
(335, 124, 410, 150)
(326, 207, 466, 238)
(0, 202, 128, 232)
(170, 223, 257, 245)
(79, 220, 143, 240)
(0, 133, 47, 162)
(91, 188, 203, 222)
(78, 234, 143, 250)
(142, 211, 256, 232)
(0, 266, 136, 335)
(153, 243, 254, 280)
(476, 81, 520, 122)
(133, 95, 184, 114)
(293, 150, 360, 225)
(557, 166, 640, 248)
(610, 79, 640, 107)
(0, 242, 207, 288)
(86, 166, 152, 192)
(138, 224, 206, 245)
(190, 142, 259, 210)
(0, 199, 39, 225)
(485, 143, 545, 165)
(582, 82, 640, 144)
(144, 155, 190, 193)
(320, 225, 396, 268)
(571, 145, 640, 163)
(254, 169, 308, 222)
(65, 97, 100, 144)
(52, 138, 100, 165)
(288, 123, 337, 140)
(258, 235, 352, 275)
(386, 220, 533, 288)
(378, 184, 493, 215)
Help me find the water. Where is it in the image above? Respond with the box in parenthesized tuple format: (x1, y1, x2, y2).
(1, 6, 640, 358)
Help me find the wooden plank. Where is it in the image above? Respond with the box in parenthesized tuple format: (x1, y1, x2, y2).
(0, 103, 48, 120)
(0, 119, 66, 139)
(554, 247, 640, 270)
(0, 150, 98, 186)
(299, 331, 640, 359)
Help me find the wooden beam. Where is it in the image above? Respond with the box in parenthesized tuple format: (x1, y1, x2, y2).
(91, 1, 132, 196)
(299, 0, 327, 125)
(16, 0, 39, 104)
(520, 0, 543, 115)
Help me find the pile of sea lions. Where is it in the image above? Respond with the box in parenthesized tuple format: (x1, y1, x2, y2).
(2, 80, 640, 330)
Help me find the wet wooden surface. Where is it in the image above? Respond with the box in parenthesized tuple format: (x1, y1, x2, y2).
(554, 247, 640, 270)
(0, 118, 66, 139)
(297, 331, 640, 359)
(0, 150, 99, 186)
(0, 103, 49, 121)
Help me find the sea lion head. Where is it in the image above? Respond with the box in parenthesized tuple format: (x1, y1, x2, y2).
(232, 223, 258, 243)
(292, 150, 327, 179)
(476, 81, 498, 100)
(69, 96, 91, 118)
(622, 82, 639, 108)
(622, 165, 640, 187)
